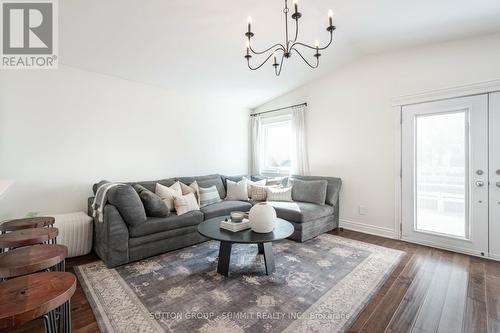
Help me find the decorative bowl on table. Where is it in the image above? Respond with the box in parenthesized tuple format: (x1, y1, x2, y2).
(230, 211, 245, 223)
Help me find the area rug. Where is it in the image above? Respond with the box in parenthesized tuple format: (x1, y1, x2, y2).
(75, 234, 404, 333)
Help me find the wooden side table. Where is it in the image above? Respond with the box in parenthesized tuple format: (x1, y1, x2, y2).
(0, 217, 55, 234)
(0, 244, 68, 280)
(0, 272, 76, 333)
(0, 228, 59, 253)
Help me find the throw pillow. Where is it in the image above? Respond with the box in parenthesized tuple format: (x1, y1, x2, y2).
(180, 181, 200, 205)
(266, 186, 293, 202)
(174, 192, 200, 215)
(133, 184, 170, 217)
(199, 185, 222, 207)
(226, 178, 249, 201)
(246, 178, 266, 194)
(196, 175, 226, 199)
(290, 179, 328, 205)
(107, 185, 147, 226)
(155, 181, 182, 211)
(249, 184, 267, 201)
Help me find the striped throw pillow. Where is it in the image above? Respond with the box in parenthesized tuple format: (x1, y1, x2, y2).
(199, 185, 221, 207)
(174, 192, 200, 215)
(266, 186, 293, 202)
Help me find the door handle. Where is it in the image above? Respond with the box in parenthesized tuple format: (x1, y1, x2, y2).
(475, 181, 485, 187)
(497, 181, 500, 188)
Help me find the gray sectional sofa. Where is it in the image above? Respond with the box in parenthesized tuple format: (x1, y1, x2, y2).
(88, 174, 341, 268)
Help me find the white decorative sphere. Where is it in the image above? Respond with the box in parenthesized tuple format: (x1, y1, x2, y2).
(249, 203, 276, 233)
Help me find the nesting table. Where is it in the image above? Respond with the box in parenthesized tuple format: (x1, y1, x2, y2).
(0, 272, 75, 333)
(0, 217, 55, 234)
(0, 244, 68, 280)
(0, 227, 59, 253)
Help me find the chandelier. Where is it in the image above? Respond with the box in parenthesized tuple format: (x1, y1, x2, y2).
(245, 0, 336, 76)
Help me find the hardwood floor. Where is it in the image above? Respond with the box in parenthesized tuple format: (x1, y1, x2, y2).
(4, 229, 500, 333)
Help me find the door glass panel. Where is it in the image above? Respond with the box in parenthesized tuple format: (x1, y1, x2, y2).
(415, 111, 468, 238)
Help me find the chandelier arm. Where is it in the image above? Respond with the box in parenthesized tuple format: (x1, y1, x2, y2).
(291, 18, 299, 43)
(247, 50, 280, 71)
(291, 47, 319, 69)
(274, 53, 286, 76)
(291, 30, 333, 51)
(249, 43, 286, 55)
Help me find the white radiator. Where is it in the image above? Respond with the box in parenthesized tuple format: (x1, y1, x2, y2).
(52, 211, 93, 258)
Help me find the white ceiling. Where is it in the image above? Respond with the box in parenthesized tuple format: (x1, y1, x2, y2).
(59, 0, 500, 108)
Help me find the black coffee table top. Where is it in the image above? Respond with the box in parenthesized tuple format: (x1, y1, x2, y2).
(197, 217, 294, 244)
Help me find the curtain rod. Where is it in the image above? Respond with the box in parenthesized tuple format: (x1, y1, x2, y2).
(250, 102, 307, 117)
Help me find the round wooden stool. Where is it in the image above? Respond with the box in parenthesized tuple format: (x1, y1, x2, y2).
(0, 217, 55, 234)
(0, 228, 59, 253)
(0, 244, 68, 280)
(0, 272, 76, 333)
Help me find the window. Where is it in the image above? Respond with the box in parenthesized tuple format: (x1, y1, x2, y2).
(260, 115, 292, 175)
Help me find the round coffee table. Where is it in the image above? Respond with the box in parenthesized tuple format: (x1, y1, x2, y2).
(0, 244, 68, 279)
(197, 217, 294, 277)
(0, 227, 59, 252)
(0, 217, 55, 233)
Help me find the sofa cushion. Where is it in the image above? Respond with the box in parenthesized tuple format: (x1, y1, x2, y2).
(133, 184, 170, 218)
(290, 175, 342, 206)
(266, 201, 334, 223)
(201, 200, 252, 220)
(107, 185, 147, 226)
(266, 186, 293, 202)
(290, 179, 328, 205)
(128, 210, 204, 237)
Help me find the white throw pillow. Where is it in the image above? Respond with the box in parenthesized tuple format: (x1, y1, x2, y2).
(266, 186, 293, 202)
(155, 181, 182, 211)
(174, 192, 200, 215)
(226, 178, 249, 201)
(180, 181, 200, 205)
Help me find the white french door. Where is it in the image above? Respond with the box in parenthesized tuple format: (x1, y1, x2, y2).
(490, 92, 500, 260)
(401, 95, 489, 256)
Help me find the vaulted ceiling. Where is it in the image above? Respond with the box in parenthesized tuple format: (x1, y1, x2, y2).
(59, 0, 500, 107)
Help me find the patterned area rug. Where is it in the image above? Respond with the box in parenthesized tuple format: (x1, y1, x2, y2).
(75, 234, 403, 333)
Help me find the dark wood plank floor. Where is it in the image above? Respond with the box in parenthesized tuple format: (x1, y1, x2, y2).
(4, 229, 500, 333)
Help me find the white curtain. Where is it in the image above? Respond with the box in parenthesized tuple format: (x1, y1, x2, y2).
(291, 104, 310, 175)
(250, 115, 262, 175)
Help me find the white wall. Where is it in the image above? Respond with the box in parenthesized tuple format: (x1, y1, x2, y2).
(254, 33, 500, 238)
(0, 65, 249, 219)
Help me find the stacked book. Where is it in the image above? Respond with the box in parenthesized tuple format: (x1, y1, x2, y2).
(220, 218, 251, 232)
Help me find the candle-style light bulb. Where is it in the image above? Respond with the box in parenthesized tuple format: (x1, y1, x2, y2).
(315, 40, 320, 48)
(293, 0, 298, 14)
(328, 10, 333, 27)
(247, 16, 252, 32)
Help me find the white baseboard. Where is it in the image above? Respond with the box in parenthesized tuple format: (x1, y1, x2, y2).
(339, 219, 397, 239)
